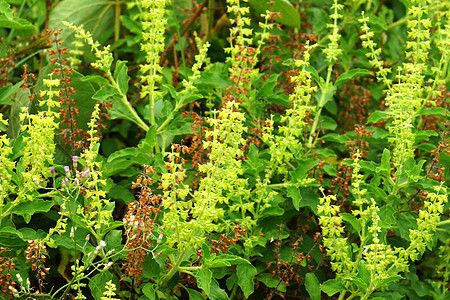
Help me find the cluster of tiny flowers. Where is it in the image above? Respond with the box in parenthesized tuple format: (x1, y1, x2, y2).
(101, 280, 120, 300)
(0, 114, 15, 208)
(62, 22, 113, 73)
(263, 43, 317, 175)
(322, 0, 343, 64)
(19, 75, 60, 198)
(139, 0, 167, 103)
(78, 104, 113, 234)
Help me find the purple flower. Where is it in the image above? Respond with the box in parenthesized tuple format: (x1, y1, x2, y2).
(73, 156, 78, 163)
(64, 166, 70, 174)
(50, 167, 55, 175)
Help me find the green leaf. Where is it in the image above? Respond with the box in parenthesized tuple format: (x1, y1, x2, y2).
(142, 284, 157, 299)
(0, 226, 26, 248)
(376, 275, 403, 289)
(287, 186, 302, 210)
(305, 273, 321, 300)
(256, 74, 280, 99)
(320, 115, 337, 130)
(306, 65, 320, 84)
(0, 80, 24, 105)
(378, 205, 395, 226)
(50, 0, 115, 50)
(248, 0, 300, 28)
(81, 75, 110, 85)
(0, 0, 13, 19)
(11, 199, 54, 223)
(368, 15, 387, 31)
(335, 68, 371, 86)
(256, 273, 286, 292)
(89, 271, 113, 300)
(142, 254, 162, 280)
(321, 279, 344, 296)
(107, 184, 135, 204)
(0, 16, 34, 30)
(209, 277, 229, 300)
(379, 149, 392, 173)
(114, 60, 130, 95)
(417, 107, 446, 118)
(186, 288, 205, 300)
(93, 85, 119, 102)
(197, 72, 232, 89)
(236, 263, 257, 298)
(7, 87, 31, 139)
(367, 110, 389, 124)
(321, 133, 349, 144)
(120, 15, 142, 35)
(196, 269, 212, 296)
(340, 213, 362, 233)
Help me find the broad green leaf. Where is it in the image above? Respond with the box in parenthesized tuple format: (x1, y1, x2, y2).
(287, 186, 302, 210)
(11, 199, 54, 223)
(0, 80, 23, 105)
(209, 277, 229, 300)
(89, 271, 113, 300)
(417, 107, 446, 118)
(236, 263, 257, 298)
(321, 133, 349, 144)
(341, 213, 362, 233)
(49, 0, 115, 49)
(81, 75, 110, 85)
(114, 60, 130, 95)
(380, 149, 392, 173)
(248, 0, 300, 28)
(256, 74, 280, 99)
(305, 273, 321, 300)
(290, 158, 319, 182)
(305, 65, 320, 84)
(196, 269, 212, 296)
(0, 226, 26, 248)
(367, 110, 389, 124)
(186, 288, 205, 300)
(107, 184, 135, 204)
(0, 16, 34, 30)
(376, 275, 403, 289)
(256, 273, 286, 292)
(213, 254, 250, 266)
(92, 85, 119, 102)
(321, 279, 344, 296)
(120, 15, 142, 35)
(142, 283, 157, 300)
(7, 87, 31, 139)
(142, 254, 162, 280)
(368, 15, 388, 31)
(197, 72, 232, 89)
(320, 115, 337, 130)
(0, 0, 13, 19)
(335, 68, 371, 86)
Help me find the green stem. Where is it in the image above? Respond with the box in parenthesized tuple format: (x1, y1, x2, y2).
(160, 250, 187, 286)
(106, 72, 149, 132)
(437, 219, 450, 227)
(307, 65, 333, 148)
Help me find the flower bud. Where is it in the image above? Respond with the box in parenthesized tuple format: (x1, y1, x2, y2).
(64, 165, 70, 176)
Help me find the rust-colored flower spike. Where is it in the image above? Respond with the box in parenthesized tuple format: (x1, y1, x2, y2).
(25, 240, 49, 293)
(122, 165, 162, 283)
(0, 247, 17, 297)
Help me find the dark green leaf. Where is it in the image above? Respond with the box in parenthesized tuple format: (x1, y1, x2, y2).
(248, 0, 300, 28)
(367, 110, 389, 124)
(11, 200, 54, 223)
(89, 271, 113, 300)
(256, 273, 286, 292)
(142, 283, 157, 300)
(335, 69, 371, 86)
(321, 279, 344, 296)
(50, 0, 115, 49)
(305, 273, 321, 300)
(287, 186, 302, 211)
(209, 277, 229, 300)
(341, 213, 361, 233)
(0, 80, 23, 105)
(81, 75, 109, 85)
(0, 16, 34, 30)
(114, 60, 130, 95)
(237, 263, 257, 298)
(320, 115, 337, 130)
(120, 15, 142, 34)
(368, 15, 388, 31)
(196, 269, 212, 296)
(376, 275, 403, 289)
(186, 288, 205, 300)
(142, 254, 162, 280)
